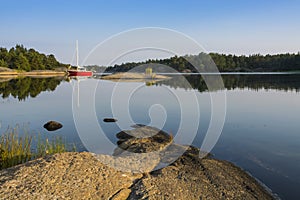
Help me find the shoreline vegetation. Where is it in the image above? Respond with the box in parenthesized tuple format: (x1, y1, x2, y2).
(0, 126, 74, 170)
(105, 52, 300, 73)
(0, 45, 68, 78)
(0, 45, 68, 72)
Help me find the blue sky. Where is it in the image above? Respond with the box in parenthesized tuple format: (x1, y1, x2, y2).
(1, 0, 300, 64)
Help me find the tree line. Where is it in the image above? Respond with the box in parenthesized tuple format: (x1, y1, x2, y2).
(106, 52, 300, 72)
(0, 45, 67, 71)
(1, 45, 299, 72)
(207, 53, 300, 72)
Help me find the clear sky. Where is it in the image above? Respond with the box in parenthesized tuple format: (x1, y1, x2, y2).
(1, 0, 300, 65)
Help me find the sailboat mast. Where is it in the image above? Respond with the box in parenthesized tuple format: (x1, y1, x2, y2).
(76, 40, 79, 67)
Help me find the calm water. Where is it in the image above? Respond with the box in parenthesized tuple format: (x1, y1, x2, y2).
(1, 74, 300, 199)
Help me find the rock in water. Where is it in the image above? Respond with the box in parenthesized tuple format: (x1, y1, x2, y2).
(115, 125, 173, 154)
(103, 118, 118, 123)
(43, 121, 63, 131)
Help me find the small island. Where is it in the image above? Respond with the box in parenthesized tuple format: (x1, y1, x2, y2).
(0, 45, 67, 77)
(102, 72, 170, 81)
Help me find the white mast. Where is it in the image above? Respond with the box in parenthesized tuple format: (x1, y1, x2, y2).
(76, 40, 79, 67)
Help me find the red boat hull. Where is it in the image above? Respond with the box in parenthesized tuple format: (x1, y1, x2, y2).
(68, 70, 93, 76)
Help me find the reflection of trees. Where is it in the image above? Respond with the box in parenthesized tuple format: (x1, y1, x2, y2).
(0, 77, 64, 101)
(1, 74, 299, 101)
(157, 74, 300, 92)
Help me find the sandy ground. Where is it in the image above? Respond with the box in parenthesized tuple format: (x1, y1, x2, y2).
(0, 70, 67, 78)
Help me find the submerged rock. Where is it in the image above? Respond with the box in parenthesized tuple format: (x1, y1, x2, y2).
(43, 121, 63, 131)
(103, 118, 118, 123)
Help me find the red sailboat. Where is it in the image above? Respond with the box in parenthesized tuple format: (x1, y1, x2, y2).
(68, 41, 93, 77)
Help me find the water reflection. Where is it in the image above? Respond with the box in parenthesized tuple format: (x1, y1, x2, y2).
(158, 74, 300, 92)
(1, 74, 300, 101)
(0, 76, 65, 101)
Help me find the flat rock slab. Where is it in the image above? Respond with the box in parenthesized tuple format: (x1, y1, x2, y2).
(0, 151, 275, 200)
(0, 152, 142, 199)
(129, 153, 274, 200)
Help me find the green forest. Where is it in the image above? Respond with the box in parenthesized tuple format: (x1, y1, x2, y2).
(106, 52, 300, 72)
(1, 44, 300, 72)
(0, 45, 67, 71)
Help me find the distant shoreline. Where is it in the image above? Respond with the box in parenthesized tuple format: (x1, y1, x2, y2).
(101, 72, 170, 80)
(0, 70, 67, 78)
(97, 71, 300, 76)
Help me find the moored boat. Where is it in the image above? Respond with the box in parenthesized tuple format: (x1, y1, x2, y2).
(67, 41, 93, 77)
(68, 66, 93, 76)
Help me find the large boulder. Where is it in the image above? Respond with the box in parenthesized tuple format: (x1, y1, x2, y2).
(43, 121, 63, 131)
(115, 125, 173, 154)
(108, 126, 207, 173)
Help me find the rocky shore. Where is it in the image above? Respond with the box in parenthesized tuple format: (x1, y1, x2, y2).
(0, 126, 275, 199)
(101, 72, 170, 80)
(0, 68, 67, 78)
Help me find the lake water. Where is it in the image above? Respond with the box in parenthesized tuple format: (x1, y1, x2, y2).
(0, 74, 300, 199)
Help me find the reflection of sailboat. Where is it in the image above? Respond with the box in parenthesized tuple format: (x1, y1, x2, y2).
(68, 75, 89, 107)
(70, 76, 88, 108)
(67, 41, 93, 77)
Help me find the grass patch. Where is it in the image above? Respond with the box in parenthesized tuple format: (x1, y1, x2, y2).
(0, 126, 76, 170)
(36, 135, 68, 157)
(0, 130, 32, 169)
